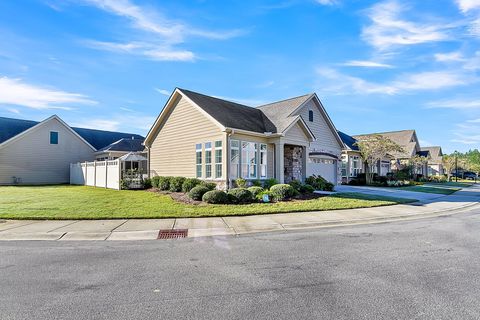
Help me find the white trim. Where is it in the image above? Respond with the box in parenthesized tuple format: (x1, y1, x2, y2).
(224, 127, 283, 138)
(144, 88, 225, 146)
(0, 115, 96, 151)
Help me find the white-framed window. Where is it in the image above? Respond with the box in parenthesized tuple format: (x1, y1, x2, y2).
(215, 140, 222, 179)
(352, 156, 362, 177)
(341, 155, 347, 177)
(260, 144, 267, 178)
(230, 140, 240, 179)
(241, 142, 257, 179)
(205, 142, 212, 178)
(195, 143, 202, 178)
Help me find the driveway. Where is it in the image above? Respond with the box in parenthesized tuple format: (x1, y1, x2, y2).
(335, 185, 448, 201)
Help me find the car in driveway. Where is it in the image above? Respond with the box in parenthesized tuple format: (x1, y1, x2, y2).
(463, 171, 478, 180)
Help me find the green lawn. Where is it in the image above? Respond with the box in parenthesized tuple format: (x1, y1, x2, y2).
(429, 181, 474, 188)
(0, 186, 415, 220)
(401, 185, 461, 195)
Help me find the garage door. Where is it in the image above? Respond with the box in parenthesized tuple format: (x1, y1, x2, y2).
(308, 158, 337, 184)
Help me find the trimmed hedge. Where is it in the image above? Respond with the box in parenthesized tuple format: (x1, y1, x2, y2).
(169, 176, 186, 192)
(188, 185, 210, 201)
(270, 184, 295, 201)
(182, 178, 201, 193)
(227, 188, 254, 204)
(157, 176, 171, 191)
(247, 186, 264, 198)
(151, 176, 161, 188)
(201, 181, 217, 191)
(234, 178, 247, 188)
(305, 175, 335, 191)
(263, 178, 278, 190)
(202, 190, 228, 204)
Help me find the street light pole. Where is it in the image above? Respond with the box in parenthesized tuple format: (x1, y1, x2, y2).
(455, 151, 458, 183)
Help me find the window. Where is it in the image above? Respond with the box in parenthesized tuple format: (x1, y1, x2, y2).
(205, 142, 212, 178)
(341, 155, 347, 177)
(260, 144, 267, 178)
(196, 143, 202, 178)
(352, 156, 362, 177)
(50, 131, 58, 144)
(308, 110, 314, 122)
(241, 142, 257, 179)
(215, 140, 222, 179)
(230, 140, 240, 179)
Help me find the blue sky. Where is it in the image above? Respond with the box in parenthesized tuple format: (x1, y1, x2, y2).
(1, 0, 480, 153)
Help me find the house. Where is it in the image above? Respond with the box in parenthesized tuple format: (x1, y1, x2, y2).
(337, 131, 393, 183)
(144, 88, 345, 188)
(0, 115, 144, 185)
(421, 146, 444, 176)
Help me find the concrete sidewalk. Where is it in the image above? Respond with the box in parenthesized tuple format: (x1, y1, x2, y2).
(1, 185, 479, 241)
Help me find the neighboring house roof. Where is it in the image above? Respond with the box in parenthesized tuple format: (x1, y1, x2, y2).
(179, 88, 277, 134)
(0, 116, 144, 151)
(417, 150, 430, 158)
(337, 131, 359, 151)
(421, 146, 443, 164)
(257, 94, 313, 132)
(96, 138, 145, 153)
(353, 129, 419, 159)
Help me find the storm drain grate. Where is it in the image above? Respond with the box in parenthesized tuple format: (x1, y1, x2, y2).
(157, 229, 188, 239)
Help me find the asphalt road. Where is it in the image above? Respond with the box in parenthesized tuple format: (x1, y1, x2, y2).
(2, 210, 480, 320)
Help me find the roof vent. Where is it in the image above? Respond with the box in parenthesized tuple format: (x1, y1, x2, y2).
(132, 136, 135, 140)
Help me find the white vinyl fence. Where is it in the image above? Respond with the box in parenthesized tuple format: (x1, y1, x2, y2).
(70, 160, 121, 190)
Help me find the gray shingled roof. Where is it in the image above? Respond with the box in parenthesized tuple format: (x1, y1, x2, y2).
(257, 94, 313, 132)
(0, 116, 144, 150)
(179, 88, 277, 134)
(337, 131, 359, 151)
(353, 130, 418, 159)
(421, 146, 443, 164)
(97, 138, 145, 153)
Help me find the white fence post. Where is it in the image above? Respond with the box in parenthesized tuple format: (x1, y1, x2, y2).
(93, 161, 97, 188)
(105, 160, 108, 189)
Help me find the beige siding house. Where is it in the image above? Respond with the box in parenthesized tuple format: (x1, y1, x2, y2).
(0, 115, 144, 185)
(144, 88, 345, 188)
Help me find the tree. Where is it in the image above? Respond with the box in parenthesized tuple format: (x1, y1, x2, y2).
(409, 155, 428, 179)
(354, 135, 405, 185)
(442, 154, 455, 180)
(466, 149, 480, 174)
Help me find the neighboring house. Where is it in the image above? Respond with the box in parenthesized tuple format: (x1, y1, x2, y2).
(337, 131, 392, 183)
(337, 131, 364, 183)
(353, 129, 432, 176)
(94, 137, 145, 161)
(144, 88, 345, 188)
(0, 115, 144, 185)
(421, 146, 444, 176)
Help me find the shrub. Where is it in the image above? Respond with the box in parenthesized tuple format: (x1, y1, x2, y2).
(257, 190, 274, 202)
(182, 178, 201, 192)
(157, 176, 171, 191)
(143, 178, 152, 189)
(270, 184, 295, 201)
(247, 186, 264, 198)
(201, 181, 217, 190)
(188, 185, 210, 201)
(288, 180, 302, 192)
(169, 176, 186, 192)
(299, 184, 315, 194)
(235, 178, 247, 188)
(305, 175, 335, 191)
(252, 179, 262, 187)
(228, 188, 254, 204)
(263, 178, 278, 190)
(151, 176, 161, 188)
(202, 190, 228, 204)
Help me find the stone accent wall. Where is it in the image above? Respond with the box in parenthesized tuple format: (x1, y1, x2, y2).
(284, 146, 303, 183)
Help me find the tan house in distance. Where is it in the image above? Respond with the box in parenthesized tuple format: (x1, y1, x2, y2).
(144, 88, 345, 188)
(421, 146, 444, 176)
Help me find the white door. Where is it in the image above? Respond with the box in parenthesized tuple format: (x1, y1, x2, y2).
(308, 158, 337, 184)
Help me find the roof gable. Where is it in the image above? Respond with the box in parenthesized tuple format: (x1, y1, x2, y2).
(179, 88, 276, 134)
(353, 129, 419, 158)
(0, 115, 143, 151)
(337, 131, 359, 151)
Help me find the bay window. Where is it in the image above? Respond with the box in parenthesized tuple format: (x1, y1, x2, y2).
(195, 143, 202, 178)
(230, 140, 239, 179)
(205, 142, 212, 178)
(215, 140, 222, 179)
(241, 142, 257, 179)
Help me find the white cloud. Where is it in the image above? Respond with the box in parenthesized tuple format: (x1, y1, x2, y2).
(0, 76, 96, 110)
(72, 114, 156, 133)
(455, 0, 480, 13)
(451, 122, 480, 144)
(6, 108, 20, 114)
(425, 98, 480, 109)
(316, 68, 475, 95)
(341, 60, 394, 68)
(434, 51, 465, 62)
(154, 88, 171, 96)
(315, 0, 339, 5)
(80, 0, 245, 61)
(362, 1, 453, 51)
